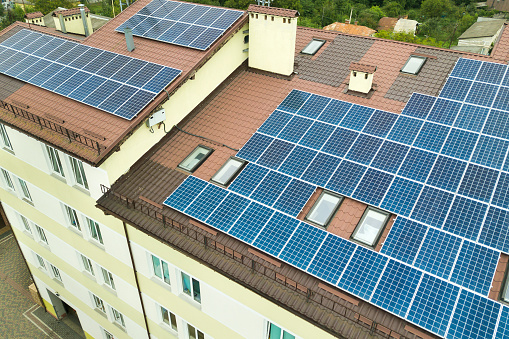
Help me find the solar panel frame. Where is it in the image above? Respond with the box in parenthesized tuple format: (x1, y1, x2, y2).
(450, 58, 481, 80)
(381, 177, 423, 217)
(476, 61, 507, 85)
(273, 179, 316, 216)
(206, 193, 250, 232)
(441, 128, 479, 161)
(439, 77, 473, 101)
(252, 212, 300, 257)
(471, 135, 509, 170)
(443, 196, 488, 241)
(412, 122, 450, 153)
(380, 218, 428, 264)
(453, 103, 490, 132)
(345, 134, 383, 165)
(352, 168, 394, 206)
(278, 146, 317, 178)
(256, 139, 295, 170)
(426, 98, 462, 125)
(387, 115, 424, 145)
(411, 186, 454, 228)
(250, 171, 292, 206)
(228, 202, 274, 243)
(340, 104, 374, 131)
(300, 153, 341, 187)
(321, 127, 359, 157)
(401, 93, 436, 119)
(278, 222, 327, 270)
(184, 183, 229, 221)
(479, 206, 509, 253)
(426, 156, 467, 192)
(163, 176, 208, 210)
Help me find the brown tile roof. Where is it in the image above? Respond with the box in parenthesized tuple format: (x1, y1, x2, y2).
(53, 7, 90, 17)
(323, 22, 376, 37)
(247, 4, 299, 18)
(378, 17, 398, 31)
(350, 62, 376, 73)
(25, 12, 44, 19)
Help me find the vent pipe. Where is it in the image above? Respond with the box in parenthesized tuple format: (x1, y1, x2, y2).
(125, 28, 135, 52)
(78, 4, 90, 37)
(58, 14, 67, 33)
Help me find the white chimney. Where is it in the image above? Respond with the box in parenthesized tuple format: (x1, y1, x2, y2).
(348, 62, 376, 94)
(78, 4, 90, 37)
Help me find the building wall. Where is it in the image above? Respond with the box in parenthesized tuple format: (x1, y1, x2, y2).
(53, 13, 93, 35)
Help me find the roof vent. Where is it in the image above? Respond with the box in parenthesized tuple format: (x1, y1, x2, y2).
(348, 62, 376, 94)
(125, 27, 135, 52)
(78, 4, 90, 37)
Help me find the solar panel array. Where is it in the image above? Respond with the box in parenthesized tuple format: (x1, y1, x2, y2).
(165, 58, 509, 338)
(0, 29, 181, 120)
(115, 0, 243, 50)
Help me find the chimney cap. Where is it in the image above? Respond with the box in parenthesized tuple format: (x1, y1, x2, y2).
(53, 7, 90, 17)
(247, 5, 299, 18)
(350, 62, 377, 73)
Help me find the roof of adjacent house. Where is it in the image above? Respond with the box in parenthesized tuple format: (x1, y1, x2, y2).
(459, 19, 506, 39)
(25, 12, 44, 19)
(247, 4, 299, 18)
(323, 22, 376, 37)
(52, 7, 91, 17)
(378, 17, 398, 31)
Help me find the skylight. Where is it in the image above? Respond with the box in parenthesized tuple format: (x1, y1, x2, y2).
(305, 191, 343, 227)
(211, 157, 245, 186)
(401, 55, 427, 75)
(301, 39, 326, 55)
(178, 146, 213, 173)
(351, 207, 390, 247)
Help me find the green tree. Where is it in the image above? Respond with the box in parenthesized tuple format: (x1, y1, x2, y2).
(358, 6, 385, 29)
(32, 0, 75, 15)
(420, 0, 454, 18)
(0, 4, 26, 30)
(382, 1, 404, 17)
(223, 0, 254, 10)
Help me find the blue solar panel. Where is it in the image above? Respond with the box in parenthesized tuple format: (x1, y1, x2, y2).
(439, 77, 473, 101)
(496, 307, 509, 339)
(278, 90, 310, 113)
(426, 156, 467, 192)
(298, 122, 335, 150)
(257, 139, 295, 170)
(258, 110, 292, 137)
(465, 82, 499, 107)
(41, 67, 78, 92)
(127, 63, 163, 88)
(345, 134, 383, 165)
(144, 20, 176, 40)
(301, 153, 341, 187)
(228, 202, 274, 243)
(253, 212, 300, 257)
(371, 260, 421, 317)
(278, 146, 317, 178)
(17, 59, 51, 82)
(236, 133, 274, 162)
(412, 186, 454, 228)
(401, 93, 436, 119)
(427, 98, 462, 125)
(185, 184, 228, 221)
(413, 122, 450, 153)
(448, 290, 500, 339)
(476, 61, 507, 85)
(277, 115, 313, 143)
(371, 141, 409, 174)
(483, 109, 509, 140)
(352, 169, 394, 206)
(195, 7, 225, 25)
(307, 234, 356, 284)
(321, 127, 358, 157)
(444, 196, 488, 240)
(340, 105, 374, 131)
(206, 193, 250, 232)
(479, 207, 509, 253)
(296, 94, 330, 119)
(454, 104, 490, 132)
(471, 136, 509, 169)
(450, 58, 482, 80)
(387, 116, 424, 145)
(414, 228, 461, 279)
(278, 223, 327, 270)
(98, 86, 139, 114)
(380, 218, 427, 264)
(83, 81, 119, 107)
(250, 171, 291, 206)
(326, 160, 367, 195)
(407, 274, 460, 337)
(441, 128, 478, 161)
(398, 148, 437, 182)
(163, 176, 208, 210)
(458, 164, 499, 202)
(229, 163, 269, 196)
(114, 90, 156, 120)
(450, 241, 499, 295)
(337, 246, 388, 300)
(362, 110, 398, 138)
(493, 172, 509, 209)
(493, 86, 509, 112)
(317, 99, 352, 125)
(273, 179, 316, 216)
(381, 177, 422, 217)
(111, 58, 148, 83)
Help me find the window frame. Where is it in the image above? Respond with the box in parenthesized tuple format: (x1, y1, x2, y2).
(45, 145, 65, 177)
(111, 307, 125, 328)
(401, 55, 427, 75)
(101, 267, 116, 290)
(49, 263, 62, 282)
(210, 157, 246, 186)
(20, 214, 32, 234)
(93, 294, 106, 314)
(305, 190, 344, 228)
(0, 123, 13, 151)
(69, 156, 89, 190)
(181, 271, 201, 303)
(160, 305, 178, 332)
(80, 254, 95, 276)
(86, 217, 103, 245)
(103, 328, 114, 339)
(64, 204, 81, 232)
(35, 253, 46, 270)
(1, 168, 15, 191)
(266, 321, 296, 339)
(301, 38, 326, 55)
(177, 145, 213, 173)
(351, 207, 390, 247)
(151, 254, 171, 285)
(187, 323, 204, 339)
(17, 178, 32, 202)
(34, 224, 48, 245)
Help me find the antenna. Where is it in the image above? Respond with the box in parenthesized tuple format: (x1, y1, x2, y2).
(256, 0, 271, 6)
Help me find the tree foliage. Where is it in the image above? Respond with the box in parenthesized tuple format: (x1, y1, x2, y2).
(32, 0, 75, 15)
(0, 4, 26, 30)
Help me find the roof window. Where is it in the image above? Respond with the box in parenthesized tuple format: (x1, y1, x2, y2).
(351, 207, 390, 247)
(211, 157, 246, 186)
(401, 55, 426, 75)
(178, 146, 213, 173)
(305, 191, 343, 227)
(301, 39, 326, 55)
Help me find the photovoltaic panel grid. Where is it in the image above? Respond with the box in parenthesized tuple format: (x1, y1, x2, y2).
(115, 0, 243, 50)
(0, 29, 181, 120)
(164, 57, 509, 338)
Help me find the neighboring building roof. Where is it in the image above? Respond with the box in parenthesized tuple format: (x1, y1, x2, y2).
(350, 62, 376, 73)
(53, 7, 91, 17)
(247, 4, 299, 18)
(459, 19, 506, 39)
(393, 19, 418, 34)
(323, 22, 376, 37)
(378, 17, 398, 31)
(451, 45, 487, 54)
(25, 12, 44, 19)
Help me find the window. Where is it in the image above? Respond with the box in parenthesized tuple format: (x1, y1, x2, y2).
(20, 215, 32, 234)
(70, 157, 88, 189)
(351, 207, 390, 247)
(64, 205, 81, 231)
(93, 294, 106, 313)
(87, 218, 103, 244)
(18, 178, 32, 202)
(210, 157, 246, 186)
(401, 55, 426, 75)
(152, 254, 171, 285)
(0, 123, 13, 151)
(36, 254, 46, 270)
(305, 191, 343, 227)
(1, 168, 14, 190)
(80, 254, 95, 276)
(160, 306, 178, 331)
(187, 324, 204, 339)
(181, 272, 201, 303)
(101, 267, 116, 290)
(178, 146, 213, 172)
(301, 39, 325, 55)
(50, 264, 62, 282)
(111, 308, 125, 328)
(45, 145, 65, 177)
(34, 224, 48, 245)
(267, 322, 295, 339)
(103, 329, 114, 339)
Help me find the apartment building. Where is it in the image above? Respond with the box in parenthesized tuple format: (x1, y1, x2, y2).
(2, 1, 509, 339)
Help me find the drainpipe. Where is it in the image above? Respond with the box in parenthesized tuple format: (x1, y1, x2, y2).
(58, 14, 67, 34)
(78, 4, 90, 37)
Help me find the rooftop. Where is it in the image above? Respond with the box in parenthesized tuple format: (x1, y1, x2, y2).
(323, 22, 376, 37)
(25, 12, 44, 19)
(378, 17, 398, 31)
(52, 7, 91, 17)
(459, 19, 506, 39)
(247, 4, 299, 18)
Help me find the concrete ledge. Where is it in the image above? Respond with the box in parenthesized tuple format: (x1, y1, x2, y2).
(318, 282, 359, 306)
(248, 248, 281, 267)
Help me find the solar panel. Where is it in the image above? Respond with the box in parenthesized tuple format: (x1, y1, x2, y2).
(454, 104, 489, 132)
(352, 169, 394, 206)
(398, 148, 437, 182)
(278, 222, 327, 270)
(228, 202, 273, 243)
(441, 128, 478, 161)
(450, 58, 481, 80)
(345, 134, 383, 165)
(458, 164, 499, 202)
(426, 156, 467, 192)
(115, 0, 243, 50)
(296, 93, 330, 119)
(298, 122, 335, 150)
(369, 141, 409, 174)
(402, 93, 437, 119)
(321, 127, 358, 157)
(427, 98, 461, 125)
(380, 218, 427, 264)
(163, 176, 208, 210)
(387, 115, 424, 145)
(278, 90, 310, 113)
(278, 146, 317, 178)
(250, 171, 291, 206)
(492, 172, 509, 209)
(235, 133, 274, 162)
(273, 179, 316, 216)
(413, 122, 450, 153)
(257, 139, 295, 170)
(362, 110, 398, 138)
(411, 186, 454, 228)
(257, 110, 292, 137)
(278, 116, 314, 143)
(483, 109, 509, 140)
(479, 207, 509, 253)
(471, 136, 509, 169)
(301, 153, 341, 187)
(381, 177, 422, 217)
(496, 306, 509, 339)
(206, 193, 250, 232)
(407, 274, 460, 337)
(439, 77, 473, 101)
(317, 99, 352, 125)
(326, 160, 367, 195)
(443, 196, 488, 240)
(0, 29, 181, 120)
(340, 104, 374, 131)
(465, 82, 499, 107)
(476, 61, 507, 85)
(185, 183, 228, 221)
(252, 212, 300, 257)
(229, 163, 269, 197)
